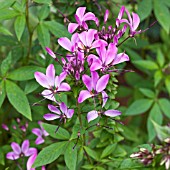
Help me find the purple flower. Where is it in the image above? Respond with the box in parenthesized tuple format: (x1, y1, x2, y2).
(88, 43, 129, 72)
(45, 47, 56, 59)
(44, 102, 74, 122)
(6, 140, 37, 160)
(34, 64, 70, 101)
(1, 123, 9, 131)
(68, 7, 96, 33)
(104, 9, 109, 24)
(78, 71, 109, 103)
(32, 121, 49, 145)
(87, 109, 121, 122)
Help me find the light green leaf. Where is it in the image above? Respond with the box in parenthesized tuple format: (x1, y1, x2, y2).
(137, 0, 152, 21)
(0, 148, 5, 165)
(6, 80, 32, 120)
(0, 81, 6, 108)
(147, 103, 163, 141)
(33, 141, 68, 168)
(64, 141, 77, 170)
(24, 80, 39, 94)
(0, 0, 16, 10)
(154, 0, 170, 33)
(37, 23, 50, 49)
(139, 88, 155, 98)
(157, 49, 165, 67)
(101, 143, 117, 158)
(14, 15, 26, 41)
(158, 98, 170, 118)
(83, 146, 99, 161)
(126, 99, 153, 116)
(132, 60, 158, 70)
(7, 66, 45, 81)
(152, 120, 170, 141)
(38, 5, 50, 20)
(154, 70, 163, 87)
(165, 76, 170, 95)
(42, 123, 70, 140)
(1, 52, 12, 76)
(0, 9, 19, 20)
(44, 21, 71, 38)
(0, 25, 13, 36)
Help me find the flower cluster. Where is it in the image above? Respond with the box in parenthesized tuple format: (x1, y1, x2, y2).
(35, 6, 141, 123)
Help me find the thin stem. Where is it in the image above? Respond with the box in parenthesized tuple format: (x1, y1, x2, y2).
(117, 36, 130, 47)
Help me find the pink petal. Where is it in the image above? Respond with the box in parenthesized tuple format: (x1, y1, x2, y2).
(48, 104, 61, 115)
(21, 140, 29, 154)
(6, 152, 19, 160)
(35, 136, 45, 145)
(86, 29, 97, 47)
(11, 142, 21, 155)
(79, 31, 87, 46)
(60, 102, 67, 114)
(44, 113, 60, 120)
(78, 90, 92, 103)
(55, 76, 60, 88)
(82, 74, 92, 91)
(105, 43, 117, 65)
(90, 60, 102, 71)
(112, 53, 129, 65)
(68, 23, 79, 33)
(58, 37, 72, 51)
(32, 128, 42, 137)
(25, 148, 37, 157)
(83, 12, 96, 21)
(104, 9, 109, 23)
(34, 72, 49, 88)
(92, 39, 108, 49)
(104, 110, 121, 117)
(87, 110, 98, 122)
(91, 71, 99, 90)
(118, 6, 125, 20)
(66, 109, 74, 118)
(132, 12, 140, 31)
(59, 72, 67, 83)
(27, 153, 37, 170)
(45, 47, 56, 58)
(41, 89, 56, 102)
(58, 82, 71, 92)
(102, 91, 108, 108)
(46, 64, 55, 87)
(76, 7, 86, 19)
(96, 74, 109, 93)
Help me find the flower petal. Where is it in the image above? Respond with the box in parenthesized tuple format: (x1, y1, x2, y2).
(35, 136, 45, 145)
(132, 12, 140, 31)
(104, 110, 121, 117)
(104, 9, 109, 23)
(58, 82, 71, 92)
(27, 153, 37, 170)
(90, 60, 102, 71)
(112, 53, 129, 65)
(21, 140, 29, 154)
(83, 12, 96, 21)
(76, 7, 86, 19)
(82, 74, 92, 91)
(68, 23, 79, 33)
(87, 110, 98, 122)
(78, 31, 87, 46)
(59, 72, 67, 83)
(86, 29, 97, 47)
(102, 91, 108, 108)
(96, 74, 109, 93)
(91, 71, 99, 90)
(60, 102, 67, 114)
(34, 72, 49, 88)
(11, 142, 21, 155)
(66, 109, 74, 118)
(46, 64, 55, 87)
(45, 47, 56, 59)
(78, 90, 92, 103)
(32, 128, 42, 137)
(58, 37, 72, 51)
(41, 90, 56, 101)
(44, 113, 60, 120)
(25, 148, 37, 157)
(6, 152, 19, 160)
(48, 104, 61, 115)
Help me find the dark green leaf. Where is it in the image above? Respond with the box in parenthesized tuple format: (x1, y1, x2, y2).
(83, 146, 99, 161)
(0, 0, 16, 10)
(137, 0, 152, 21)
(0, 9, 19, 20)
(158, 98, 170, 118)
(6, 80, 32, 120)
(0, 25, 12, 36)
(101, 143, 117, 158)
(1, 52, 12, 75)
(132, 60, 158, 70)
(45, 21, 71, 38)
(154, 70, 163, 87)
(0, 148, 5, 165)
(64, 141, 77, 170)
(42, 123, 70, 140)
(37, 23, 50, 49)
(33, 141, 68, 167)
(7, 66, 45, 81)
(38, 5, 50, 20)
(139, 88, 155, 98)
(165, 76, 170, 95)
(147, 103, 163, 141)
(24, 80, 39, 94)
(126, 99, 153, 116)
(0, 81, 6, 108)
(14, 15, 26, 41)
(33, 0, 51, 4)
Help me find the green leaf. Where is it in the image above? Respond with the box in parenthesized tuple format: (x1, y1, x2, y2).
(157, 49, 165, 67)
(37, 23, 50, 49)
(0, 9, 19, 20)
(154, 0, 170, 33)
(64, 141, 77, 170)
(147, 103, 163, 141)
(152, 120, 170, 141)
(0, 81, 6, 108)
(33, 0, 51, 4)
(165, 76, 170, 95)
(0, 0, 16, 10)
(83, 146, 99, 161)
(6, 80, 32, 120)
(154, 70, 163, 87)
(0, 25, 13, 36)
(101, 143, 117, 158)
(0, 148, 5, 165)
(44, 21, 71, 38)
(137, 0, 152, 21)
(126, 99, 153, 116)
(158, 98, 170, 118)
(1, 52, 12, 76)
(132, 60, 159, 70)
(139, 88, 155, 98)
(14, 15, 26, 41)
(24, 80, 39, 94)
(42, 123, 70, 140)
(7, 66, 45, 81)
(38, 5, 50, 20)
(33, 141, 68, 168)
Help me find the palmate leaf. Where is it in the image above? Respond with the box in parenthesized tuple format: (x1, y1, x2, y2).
(33, 141, 68, 168)
(6, 80, 32, 120)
